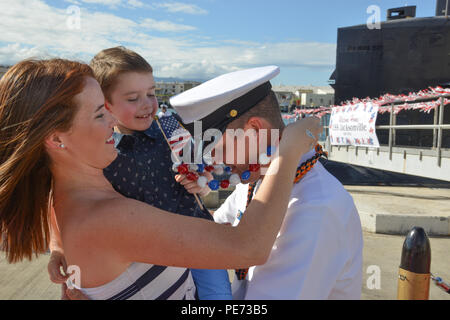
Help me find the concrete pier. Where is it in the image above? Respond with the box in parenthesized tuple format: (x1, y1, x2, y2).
(0, 252, 60, 300)
(347, 186, 450, 236)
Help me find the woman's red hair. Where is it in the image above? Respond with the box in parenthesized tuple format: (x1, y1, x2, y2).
(0, 59, 93, 263)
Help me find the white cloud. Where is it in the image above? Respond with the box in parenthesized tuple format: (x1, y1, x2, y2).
(156, 2, 208, 15)
(81, 0, 122, 9)
(137, 40, 336, 80)
(140, 18, 196, 32)
(68, 0, 147, 9)
(65, 0, 82, 5)
(0, 0, 335, 81)
(0, 43, 51, 65)
(126, 0, 145, 8)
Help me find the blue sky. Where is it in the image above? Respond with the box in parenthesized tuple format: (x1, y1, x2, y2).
(0, 0, 437, 85)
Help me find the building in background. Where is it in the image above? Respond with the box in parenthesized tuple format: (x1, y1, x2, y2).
(273, 85, 334, 142)
(156, 81, 201, 105)
(272, 85, 334, 112)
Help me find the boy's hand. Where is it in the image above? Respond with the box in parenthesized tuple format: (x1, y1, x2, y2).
(48, 250, 69, 284)
(175, 171, 213, 197)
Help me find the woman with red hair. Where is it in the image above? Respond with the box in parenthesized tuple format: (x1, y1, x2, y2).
(0, 59, 321, 299)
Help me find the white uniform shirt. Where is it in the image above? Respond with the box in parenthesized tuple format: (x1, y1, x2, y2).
(213, 150, 363, 300)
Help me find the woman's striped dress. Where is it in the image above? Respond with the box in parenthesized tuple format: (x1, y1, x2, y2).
(75, 263, 197, 300)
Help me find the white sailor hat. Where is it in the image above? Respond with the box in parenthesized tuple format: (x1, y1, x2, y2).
(170, 65, 280, 137)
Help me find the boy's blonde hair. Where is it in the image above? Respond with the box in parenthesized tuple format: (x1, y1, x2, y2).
(90, 46, 153, 102)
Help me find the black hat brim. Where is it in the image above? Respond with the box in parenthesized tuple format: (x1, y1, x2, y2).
(173, 81, 272, 140)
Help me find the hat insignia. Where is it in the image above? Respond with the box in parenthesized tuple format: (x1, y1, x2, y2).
(229, 109, 238, 117)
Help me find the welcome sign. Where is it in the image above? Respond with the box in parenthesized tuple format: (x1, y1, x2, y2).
(329, 102, 380, 147)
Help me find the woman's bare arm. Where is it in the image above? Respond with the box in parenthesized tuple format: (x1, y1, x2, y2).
(81, 117, 322, 269)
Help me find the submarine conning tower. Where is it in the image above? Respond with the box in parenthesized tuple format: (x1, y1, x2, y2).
(329, 0, 450, 105)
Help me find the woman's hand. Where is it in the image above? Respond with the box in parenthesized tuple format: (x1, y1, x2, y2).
(280, 116, 322, 157)
(47, 250, 69, 284)
(175, 171, 213, 197)
(62, 283, 90, 300)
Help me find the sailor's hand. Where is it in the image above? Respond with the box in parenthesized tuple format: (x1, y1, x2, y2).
(175, 171, 213, 197)
(48, 250, 69, 284)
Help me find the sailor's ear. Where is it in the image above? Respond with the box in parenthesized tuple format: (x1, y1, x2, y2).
(245, 117, 265, 131)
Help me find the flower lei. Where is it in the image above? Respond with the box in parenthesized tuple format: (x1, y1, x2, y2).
(173, 144, 328, 191)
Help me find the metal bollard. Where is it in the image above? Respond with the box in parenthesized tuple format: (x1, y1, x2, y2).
(397, 226, 431, 300)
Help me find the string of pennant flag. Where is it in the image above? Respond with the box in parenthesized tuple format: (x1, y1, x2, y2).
(282, 86, 450, 120)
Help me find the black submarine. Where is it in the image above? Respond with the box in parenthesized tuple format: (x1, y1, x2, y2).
(329, 0, 449, 148)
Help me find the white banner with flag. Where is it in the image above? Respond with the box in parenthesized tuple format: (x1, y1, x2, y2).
(329, 102, 380, 147)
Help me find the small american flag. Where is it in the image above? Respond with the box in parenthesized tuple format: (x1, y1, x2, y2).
(157, 115, 192, 156)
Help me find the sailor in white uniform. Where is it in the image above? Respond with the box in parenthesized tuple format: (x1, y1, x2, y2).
(213, 152, 363, 299)
(170, 66, 363, 300)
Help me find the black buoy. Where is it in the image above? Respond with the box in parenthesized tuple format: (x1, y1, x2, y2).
(397, 227, 431, 300)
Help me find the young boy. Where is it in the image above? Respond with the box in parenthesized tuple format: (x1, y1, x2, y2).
(47, 46, 232, 300)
